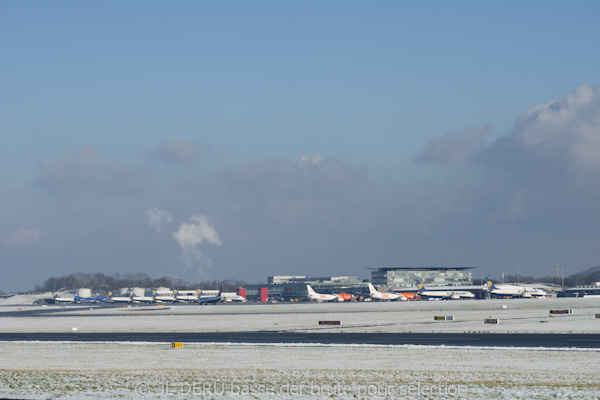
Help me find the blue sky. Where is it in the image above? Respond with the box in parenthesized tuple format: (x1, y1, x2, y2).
(1, 1, 599, 290)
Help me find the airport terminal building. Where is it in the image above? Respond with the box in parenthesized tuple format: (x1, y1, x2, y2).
(243, 276, 368, 301)
(371, 267, 474, 289)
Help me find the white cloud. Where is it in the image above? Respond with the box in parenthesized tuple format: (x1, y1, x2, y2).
(413, 83, 600, 230)
(145, 208, 173, 232)
(509, 83, 600, 182)
(172, 215, 222, 275)
(1, 229, 43, 247)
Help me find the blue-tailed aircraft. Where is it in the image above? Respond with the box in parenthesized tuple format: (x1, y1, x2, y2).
(129, 289, 154, 303)
(73, 290, 96, 304)
(52, 291, 73, 304)
(95, 291, 113, 303)
(416, 280, 474, 300)
(107, 290, 133, 304)
(151, 287, 177, 303)
(197, 286, 223, 305)
(485, 277, 546, 298)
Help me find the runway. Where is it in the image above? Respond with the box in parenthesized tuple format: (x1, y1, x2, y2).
(1, 331, 599, 348)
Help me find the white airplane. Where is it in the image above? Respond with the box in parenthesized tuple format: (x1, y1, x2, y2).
(128, 289, 154, 303)
(367, 283, 406, 301)
(485, 277, 546, 298)
(72, 290, 96, 304)
(151, 287, 177, 303)
(221, 292, 247, 302)
(416, 280, 475, 300)
(197, 286, 223, 305)
(52, 291, 73, 304)
(172, 288, 198, 302)
(523, 287, 547, 298)
(306, 285, 342, 302)
(107, 290, 132, 304)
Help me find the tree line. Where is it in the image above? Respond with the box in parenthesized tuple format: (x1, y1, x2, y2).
(32, 272, 245, 294)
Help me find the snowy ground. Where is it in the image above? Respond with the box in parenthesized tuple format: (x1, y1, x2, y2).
(1, 297, 599, 334)
(1, 297, 599, 399)
(1, 341, 599, 399)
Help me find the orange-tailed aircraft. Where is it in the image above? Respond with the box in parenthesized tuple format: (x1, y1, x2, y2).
(396, 292, 420, 300)
(336, 292, 356, 301)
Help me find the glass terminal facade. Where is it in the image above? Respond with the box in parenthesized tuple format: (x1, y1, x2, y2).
(371, 267, 474, 289)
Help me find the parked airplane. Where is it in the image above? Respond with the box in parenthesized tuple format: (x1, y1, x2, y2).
(395, 292, 420, 301)
(151, 287, 176, 303)
(221, 292, 247, 302)
(72, 290, 96, 304)
(306, 285, 342, 302)
(95, 291, 113, 303)
(336, 292, 356, 301)
(107, 290, 133, 304)
(197, 286, 223, 305)
(485, 277, 547, 298)
(367, 283, 406, 301)
(523, 287, 548, 298)
(416, 280, 475, 300)
(52, 291, 73, 303)
(129, 289, 154, 303)
(172, 288, 198, 302)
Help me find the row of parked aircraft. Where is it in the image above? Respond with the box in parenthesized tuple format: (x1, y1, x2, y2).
(52, 287, 229, 305)
(307, 281, 476, 302)
(306, 277, 548, 302)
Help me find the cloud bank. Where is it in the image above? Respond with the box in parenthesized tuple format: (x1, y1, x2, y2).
(415, 83, 600, 229)
(151, 139, 202, 165)
(36, 146, 150, 195)
(415, 124, 493, 165)
(223, 154, 368, 221)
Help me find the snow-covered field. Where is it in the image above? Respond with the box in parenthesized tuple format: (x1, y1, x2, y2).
(1, 341, 599, 399)
(1, 297, 599, 399)
(1, 297, 599, 334)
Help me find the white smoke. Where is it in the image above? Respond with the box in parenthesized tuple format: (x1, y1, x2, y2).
(145, 207, 173, 232)
(172, 215, 222, 275)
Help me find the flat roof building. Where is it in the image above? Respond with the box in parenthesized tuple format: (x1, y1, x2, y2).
(268, 276, 360, 284)
(245, 276, 367, 301)
(371, 267, 474, 289)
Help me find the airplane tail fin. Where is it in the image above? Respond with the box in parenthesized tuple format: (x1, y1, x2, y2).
(306, 285, 316, 295)
(485, 276, 495, 290)
(415, 280, 424, 292)
(367, 283, 377, 295)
